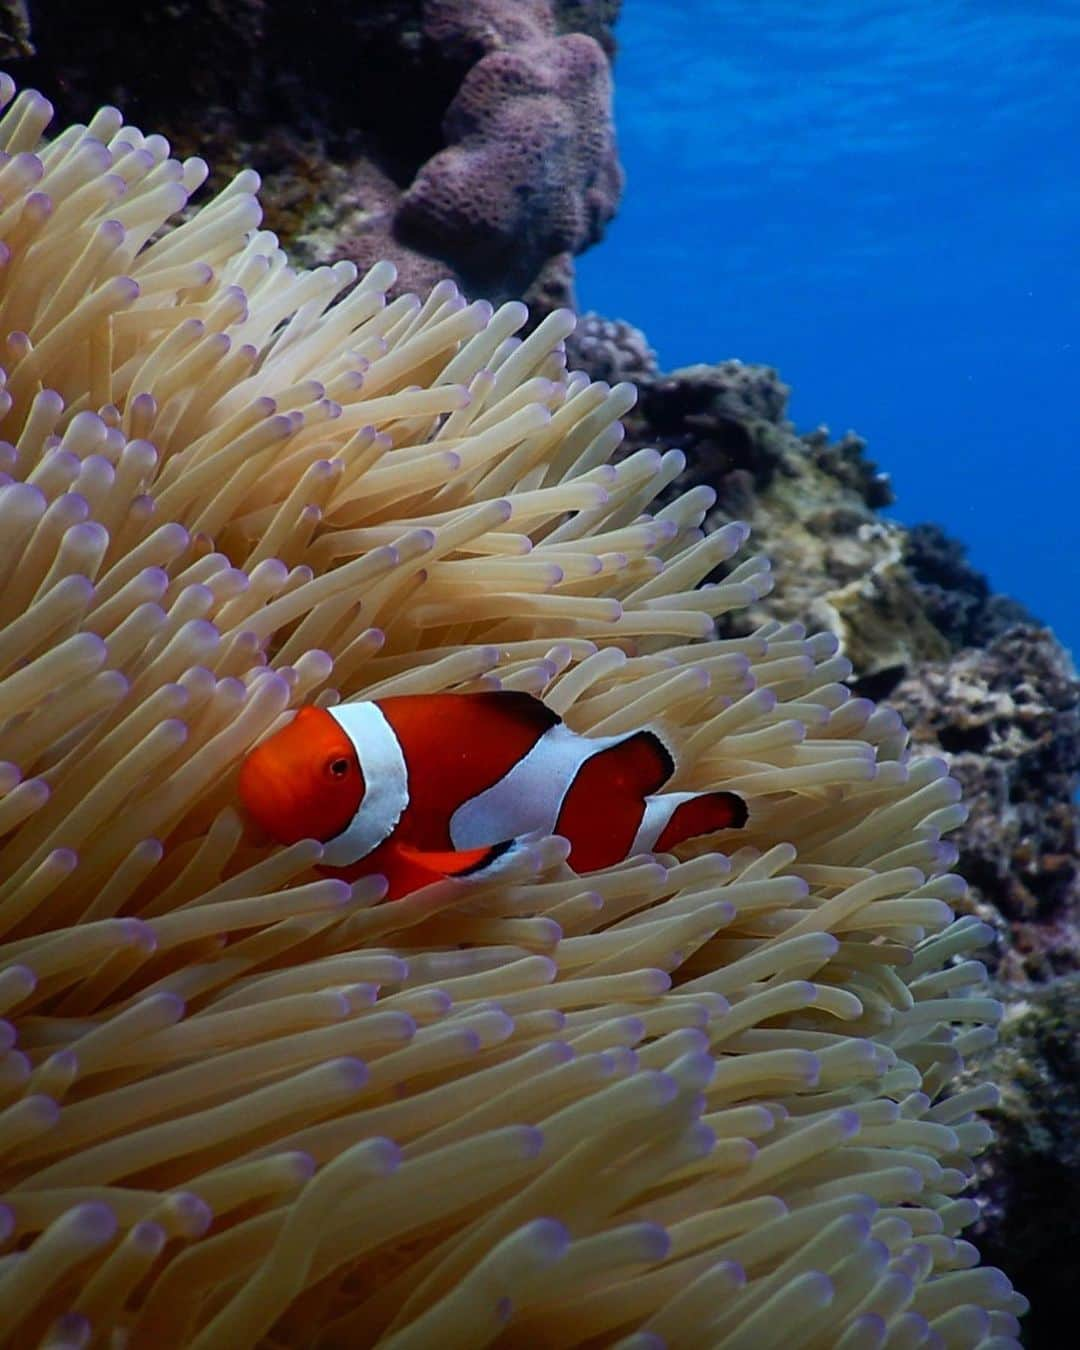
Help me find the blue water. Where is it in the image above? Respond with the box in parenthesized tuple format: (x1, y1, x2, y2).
(578, 0, 1080, 660)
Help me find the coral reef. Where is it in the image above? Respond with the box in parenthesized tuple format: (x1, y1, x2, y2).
(611, 359, 949, 686)
(891, 627, 1080, 982)
(563, 309, 658, 386)
(5, 0, 621, 305)
(966, 976, 1080, 1349)
(643, 359, 793, 432)
(0, 80, 1026, 1347)
(903, 524, 1035, 651)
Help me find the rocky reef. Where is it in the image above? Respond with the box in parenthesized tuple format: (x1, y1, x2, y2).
(892, 627, 1080, 981)
(4, 2, 1077, 1343)
(964, 975, 1080, 1349)
(4, 0, 621, 306)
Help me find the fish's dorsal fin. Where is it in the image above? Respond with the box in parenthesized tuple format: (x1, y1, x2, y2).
(468, 690, 562, 733)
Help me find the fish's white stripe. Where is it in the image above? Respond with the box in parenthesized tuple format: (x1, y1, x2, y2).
(631, 792, 698, 855)
(450, 722, 622, 849)
(322, 701, 409, 866)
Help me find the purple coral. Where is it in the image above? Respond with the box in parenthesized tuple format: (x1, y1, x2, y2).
(396, 0, 622, 297)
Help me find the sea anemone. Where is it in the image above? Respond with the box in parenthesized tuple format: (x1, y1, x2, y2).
(0, 76, 1026, 1348)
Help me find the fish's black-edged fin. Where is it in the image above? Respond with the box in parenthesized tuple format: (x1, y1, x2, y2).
(655, 791, 749, 852)
(451, 837, 518, 877)
(395, 838, 516, 878)
(468, 690, 562, 734)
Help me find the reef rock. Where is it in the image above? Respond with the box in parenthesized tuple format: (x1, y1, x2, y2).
(967, 975, 1080, 1349)
(612, 357, 952, 685)
(904, 522, 1034, 650)
(891, 626, 1080, 981)
(6, 0, 621, 303)
(564, 310, 658, 385)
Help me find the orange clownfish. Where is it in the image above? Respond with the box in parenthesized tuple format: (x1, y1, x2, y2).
(237, 691, 748, 901)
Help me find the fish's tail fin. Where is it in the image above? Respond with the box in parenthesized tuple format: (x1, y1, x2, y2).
(642, 789, 749, 854)
(554, 728, 675, 873)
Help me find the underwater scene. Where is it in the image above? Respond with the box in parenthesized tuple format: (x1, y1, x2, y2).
(0, 2, 1074, 1347)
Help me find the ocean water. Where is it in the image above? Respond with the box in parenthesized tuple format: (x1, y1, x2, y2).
(578, 0, 1080, 660)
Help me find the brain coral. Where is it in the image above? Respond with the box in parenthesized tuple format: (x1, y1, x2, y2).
(396, 0, 622, 296)
(0, 77, 1027, 1348)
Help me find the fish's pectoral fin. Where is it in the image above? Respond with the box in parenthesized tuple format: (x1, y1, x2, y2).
(395, 839, 515, 879)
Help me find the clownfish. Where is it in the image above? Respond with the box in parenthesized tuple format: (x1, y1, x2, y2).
(237, 691, 748, 900)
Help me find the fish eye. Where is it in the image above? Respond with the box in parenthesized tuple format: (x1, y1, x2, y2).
(325, 756, 351, 780)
